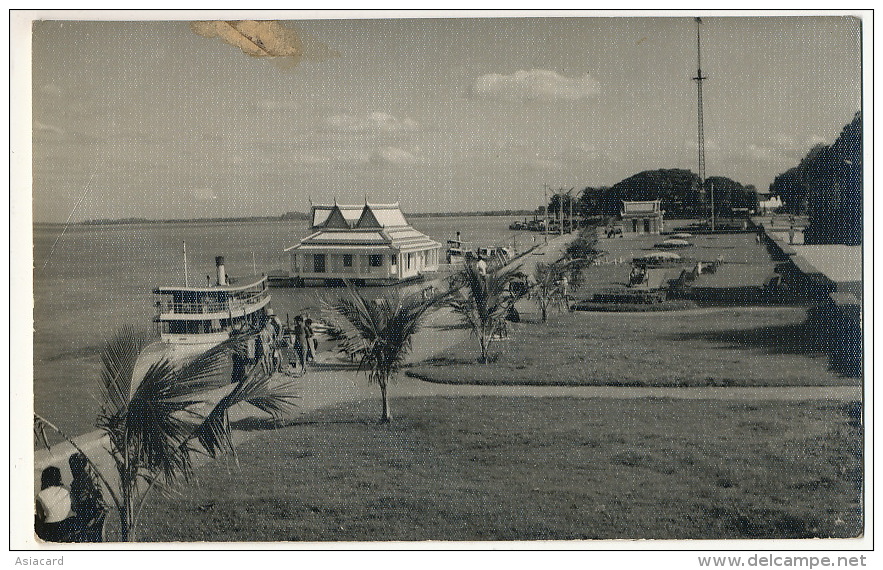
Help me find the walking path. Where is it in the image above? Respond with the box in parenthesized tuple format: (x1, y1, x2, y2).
(33, 232, 861, 489)
(32, 235, 572, 475)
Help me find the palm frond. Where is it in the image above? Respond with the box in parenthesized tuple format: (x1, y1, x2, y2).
(192, 363, 299, 457)
(448, 262, 523, 360)
(123, 351, 230, 483)
(98, 326, 153, 416)
(163, 334, 243, 399)
(324, 282, 442, 386)
(34, 416, 52, 450)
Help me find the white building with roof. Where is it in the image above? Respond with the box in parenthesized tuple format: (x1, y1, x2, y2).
(285, 202, 442, 285)
(619, 200, 665, 234)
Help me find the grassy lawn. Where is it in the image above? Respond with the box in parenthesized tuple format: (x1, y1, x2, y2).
(583, 231, 778, 294)
(407, 308, 856, 386)
(136, 396, 862, 541)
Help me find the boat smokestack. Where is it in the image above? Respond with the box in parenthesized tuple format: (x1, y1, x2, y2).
(215, 256, 227, 286)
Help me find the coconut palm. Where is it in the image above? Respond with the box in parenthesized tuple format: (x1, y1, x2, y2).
(449, 262, 524, 363)
(532, 262, 565, 324)
(324, 284, 446, 423)
(35, 325, 297, 541)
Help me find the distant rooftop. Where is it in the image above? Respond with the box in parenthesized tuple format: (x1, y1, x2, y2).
(621, 200, 663, 215)
(310, 202, 408, 229)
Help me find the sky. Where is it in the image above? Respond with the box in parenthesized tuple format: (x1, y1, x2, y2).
(30, 14, 862, 222)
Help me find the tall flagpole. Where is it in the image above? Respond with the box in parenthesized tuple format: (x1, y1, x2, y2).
(693, 17, 711, 228)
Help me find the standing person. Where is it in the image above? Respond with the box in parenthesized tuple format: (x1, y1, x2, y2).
(475, 254, 488, 278)
(68, 453, 107, 542)
(254, 329, 264, 367)
(304, 317, 316, 362)
(230, 322, 249, 384)
(35, 467, 74, 542)
(292, 315, 308, 375)
(282, 327, 297, 375)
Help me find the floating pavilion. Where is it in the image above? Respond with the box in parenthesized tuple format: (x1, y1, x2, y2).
(284, 202, 442, 286)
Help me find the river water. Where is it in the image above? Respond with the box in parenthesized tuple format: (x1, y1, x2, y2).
(32, 215, 535, 435)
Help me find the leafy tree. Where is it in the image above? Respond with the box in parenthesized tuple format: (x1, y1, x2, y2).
(576, 186, 608, 217)
(770, 166, 808, 214)
(578, 169, 706, 217)
(449, 263, 524, 364)
(324, 284, 446, 422)
(704, 176, 760, 215)
(609, 169, 701, 216)
(546, 190, 578, 230)
(563, 228, 602, 291)
(802, 112, 862, 245)
(34, 326, 297, 541)
(769, 112, 862, 244)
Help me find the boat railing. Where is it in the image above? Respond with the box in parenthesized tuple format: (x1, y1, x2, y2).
(157, 288, 269, 315)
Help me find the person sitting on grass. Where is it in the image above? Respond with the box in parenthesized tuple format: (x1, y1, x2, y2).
(68, 452, 107, 542)
(35, 467, 74, 542)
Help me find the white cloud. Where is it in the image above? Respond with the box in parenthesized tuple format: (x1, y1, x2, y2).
(254, 99, 303, 112)
(743, 133, 823, 163)
(191, 187, 218, 201)
(746, 144, 780, 161)
(561, 143, 606, 163)
(524, 158, 564, 171)
(38, 83, 63, 97)
(324, 112, 419, 133)
(471, 69, 600, 102)
(34, 120, 65, 137)
(772, 133, 797, 149)
(685, 138, 721, 152)
(369, 146, 418, 165)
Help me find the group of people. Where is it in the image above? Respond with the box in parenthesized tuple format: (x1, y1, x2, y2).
(281, 314, 318, 377)
(35, 453, 106, 542)
(230, 311, 321, 379)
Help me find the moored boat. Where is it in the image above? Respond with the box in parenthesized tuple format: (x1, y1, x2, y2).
(138, 256, 275, 375)
(153, 256, 271, 347)
(446, 232, 467, 265)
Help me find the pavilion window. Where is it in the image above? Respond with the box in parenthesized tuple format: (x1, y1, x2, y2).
(313, 254, 326, 273)
(343, 254, 353, 267)
(369, 254, 383, 267)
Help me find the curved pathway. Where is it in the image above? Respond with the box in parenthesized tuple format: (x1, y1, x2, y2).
(34, 233, 861, 486)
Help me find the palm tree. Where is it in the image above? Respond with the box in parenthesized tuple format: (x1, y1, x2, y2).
(449, 262, 524, 363)
(532, 262, 565, 324)
(35, 325, 297, 541)
(324, 284, 446, 423)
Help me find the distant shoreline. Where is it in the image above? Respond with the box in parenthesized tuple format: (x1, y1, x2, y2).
(34, 210, 538, 227)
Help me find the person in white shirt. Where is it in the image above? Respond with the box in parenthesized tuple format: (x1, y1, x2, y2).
(35, 467, 74, 542)
(475, 255, 488, 278)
